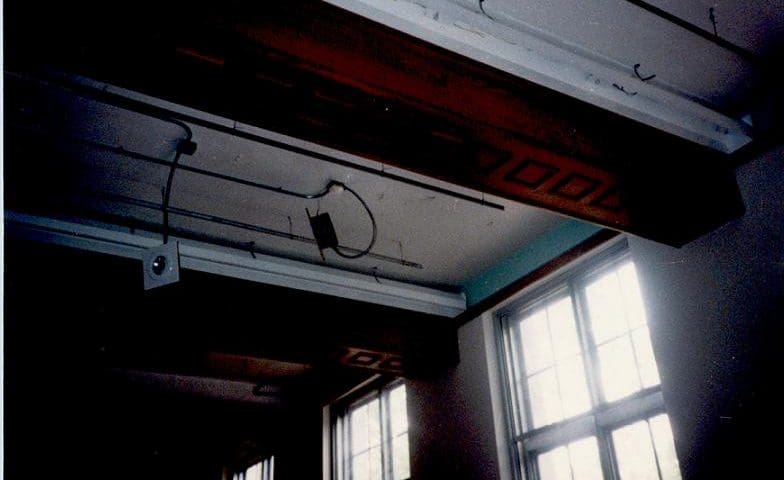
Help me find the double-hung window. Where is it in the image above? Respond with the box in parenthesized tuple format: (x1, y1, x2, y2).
(498, 243, 681, 480)
(333, 381, 410, 480)
(233, 456, 275, 480)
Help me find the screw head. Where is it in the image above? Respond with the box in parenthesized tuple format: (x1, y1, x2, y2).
(151, 255, 167, 275)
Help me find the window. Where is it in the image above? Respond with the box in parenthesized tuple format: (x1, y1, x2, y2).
(498, 243, 681, 480)
(233, 456, 274, 480)
(333, 382, 410, 480)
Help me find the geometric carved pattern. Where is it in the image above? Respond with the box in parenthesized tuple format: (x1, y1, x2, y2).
(347, 351, 381, 366)
(504, 158, 559, 189)
(592, 187, 623, 212)
(340, 348, 405, 373)
(477, 147, 513, 175)
(549, 173, 601, 201)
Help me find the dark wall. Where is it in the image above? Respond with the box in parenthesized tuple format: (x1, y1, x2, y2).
(630, 145, 784, 479)
(3, 242, 324, 480)
(407, 317, 503, 480)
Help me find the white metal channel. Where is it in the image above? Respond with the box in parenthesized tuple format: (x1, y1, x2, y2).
(324, 0, 752, 153)
(5, 211, 467, 317)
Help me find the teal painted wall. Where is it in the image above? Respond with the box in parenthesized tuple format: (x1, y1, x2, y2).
(463, 220, 602, 306)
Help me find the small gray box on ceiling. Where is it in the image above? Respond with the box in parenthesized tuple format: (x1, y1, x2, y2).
(142, 241, 180, 290)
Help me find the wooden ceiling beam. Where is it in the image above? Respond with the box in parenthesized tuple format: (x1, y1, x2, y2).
(6, 0, 744, 245)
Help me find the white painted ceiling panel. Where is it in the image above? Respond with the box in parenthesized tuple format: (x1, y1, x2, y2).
(483, 0, 782, 110)
(8, 74, 567, 289)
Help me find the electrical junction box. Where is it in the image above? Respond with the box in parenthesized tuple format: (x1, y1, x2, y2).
(142, 241, 180, 290)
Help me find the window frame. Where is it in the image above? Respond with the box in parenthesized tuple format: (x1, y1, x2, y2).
(495, 239, 674, 480)
(233, 455, 275, 480)
(330, 377, 410, 480)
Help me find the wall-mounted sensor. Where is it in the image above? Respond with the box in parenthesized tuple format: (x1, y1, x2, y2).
(142, 241, 180, 290)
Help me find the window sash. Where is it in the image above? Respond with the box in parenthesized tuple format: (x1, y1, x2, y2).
(333, 382, 409, 480)
(497, 241, 675, 480)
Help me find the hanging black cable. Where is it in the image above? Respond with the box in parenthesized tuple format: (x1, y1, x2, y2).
(91, 191, 422, 268)
(161, 118, 196, 243)
(9, 123, 390, 264)
(331, 183, 378, 260)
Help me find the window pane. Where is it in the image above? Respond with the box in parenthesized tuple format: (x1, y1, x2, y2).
(392, 434, 410, 480)
(612, 421, 659, 480)
(528, 368, 563, 428)
(351, 447, 382, 480)
(520, 308, 554, 374)
(538, 446, 572, 480)
(556, 356, 591, 418)
(650, 414, 682, 480)
(351, 404, 370, 453)
(568, 437, 604, 480)
(368, 399, 381, 448)
(369, 446, 382, 480)
(548, 297, 582, 361)
(246, 463, 261, 480)
(597, 336, 641, 402)
(390, 385, 408, 437)
(352, 451, 370, 480)
(538, 438, 603, 480)
(617, 262, 648, 329)
(631, 326, 661, 388)
(586, 271, 629, 343)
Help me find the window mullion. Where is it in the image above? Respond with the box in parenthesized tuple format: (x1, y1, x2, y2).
(526, 445, 540, 480)
(571, 278, 605, 408)
(511, 319, 535, 435)
(571, 277, 616, 480)
(601, 430, 622, 480)
(646, 420, 665, 480)
(497, 314, 527, 480)
(381, 389, 392, 480)
(347, 413, 353, 480)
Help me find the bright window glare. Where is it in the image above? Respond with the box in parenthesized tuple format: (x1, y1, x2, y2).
(389, 385, 410, 480)
(520, 296, 590, 429)
(557, 357, 592, 418)
(390, 385, 408, 436)
(650, 415, 682, 480)
(538, 437, 603, 480)
(235, 456, 274, 480)
(528, 368, 563, 428)
(632, 326, 661, 388)
(586, 261, 660, 402)
(392, 434, 410, 480)
(339, 384, 410, 480)
(597, 336, 641, 402)
(586, 271, 630, 343)
(503, 252, 678, 480)
(520, 309, 553, 374)
(538, 446, 572, 480)
(612, 421, 659, 480)
(568, 437, 603, 480)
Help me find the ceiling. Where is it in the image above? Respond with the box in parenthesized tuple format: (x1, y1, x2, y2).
(4, 0, 782, 409)
(4, 239, 457, 406)
(5, 72, 565, 290)
(476, 0, 783, 111)
(330, 0, 784, 147)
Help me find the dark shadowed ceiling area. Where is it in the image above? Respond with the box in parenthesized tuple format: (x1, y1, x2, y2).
(4, 0, 783, 416)
(4, 73, 565, 290)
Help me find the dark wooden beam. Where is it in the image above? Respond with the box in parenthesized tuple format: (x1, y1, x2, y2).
(5, 0, 744, 245)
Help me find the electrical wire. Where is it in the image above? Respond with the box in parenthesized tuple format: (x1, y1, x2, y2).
(90, 191, 422, 268)
(161, 118, 194, 243)
(35, 72, 505, 211)
(330, 183, 378, 260)
(9, 123, 386, 263)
